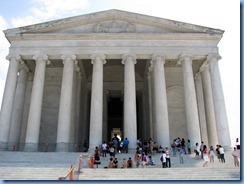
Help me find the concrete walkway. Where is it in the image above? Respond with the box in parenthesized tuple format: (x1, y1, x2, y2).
(0, 150, 240, 180)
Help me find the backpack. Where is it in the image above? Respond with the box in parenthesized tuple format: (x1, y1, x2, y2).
(160, 156, 163, 162)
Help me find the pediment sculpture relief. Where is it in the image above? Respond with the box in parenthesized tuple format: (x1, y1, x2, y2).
(92, 20, 136, 33)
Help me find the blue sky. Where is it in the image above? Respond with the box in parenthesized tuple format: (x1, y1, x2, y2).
(0, 0, 240, 146)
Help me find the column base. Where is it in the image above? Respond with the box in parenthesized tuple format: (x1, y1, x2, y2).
(0, 142, 8, 151)
(56, 142, 69, 152)
(23, 143, 38, 152)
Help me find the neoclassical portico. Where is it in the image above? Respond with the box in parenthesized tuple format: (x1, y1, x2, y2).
(0, 9, 231, 152)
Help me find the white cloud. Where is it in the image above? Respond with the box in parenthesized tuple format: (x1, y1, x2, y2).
(11, 0, 90, 27)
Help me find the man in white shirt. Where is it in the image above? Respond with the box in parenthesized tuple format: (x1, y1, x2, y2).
(165, 147, 171, 168)
(102, 141, 107, 157)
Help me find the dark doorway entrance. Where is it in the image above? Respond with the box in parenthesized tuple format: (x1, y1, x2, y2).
(107, 98, 123, 141)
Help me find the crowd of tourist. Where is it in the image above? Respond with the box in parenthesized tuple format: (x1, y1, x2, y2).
(87, 136, 240, 169)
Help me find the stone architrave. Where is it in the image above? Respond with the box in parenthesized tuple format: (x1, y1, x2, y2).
(150, 54, 170, 147)
(56, 54, 76, 152)
(89, 54, 106, 150)
(207, 54, 231, 148)
(24, 54, 50, 151)
(0, 54, 21, 150)
(8, 63, 29, 151)
(178, 54, 201, 145)
(200, 65, 218, 146)
(122, 54, 137, 150)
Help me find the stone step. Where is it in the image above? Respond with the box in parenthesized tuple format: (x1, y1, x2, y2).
(0, 151, 240, 180)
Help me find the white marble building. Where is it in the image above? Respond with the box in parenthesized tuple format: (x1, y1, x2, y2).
(0, 9, 231, 152)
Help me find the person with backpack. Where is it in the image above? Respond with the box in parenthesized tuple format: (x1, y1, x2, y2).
(94, 146, 100, 161)
(160, 150, 167, 168)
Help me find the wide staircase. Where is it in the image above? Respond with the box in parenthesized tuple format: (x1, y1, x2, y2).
(0, 150, 240, 180)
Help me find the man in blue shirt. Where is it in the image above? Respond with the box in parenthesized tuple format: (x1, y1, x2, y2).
(123, 138, 129, 153)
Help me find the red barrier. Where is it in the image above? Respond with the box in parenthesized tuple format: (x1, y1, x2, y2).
(13, 144, 16, 151)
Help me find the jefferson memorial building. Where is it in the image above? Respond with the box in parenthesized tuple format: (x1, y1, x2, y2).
(0, 10, 231, 152)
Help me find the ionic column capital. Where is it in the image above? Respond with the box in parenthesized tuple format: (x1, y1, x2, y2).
(121, 54, 137, 65)
(151, 54, 166, 63)
(6, 54, 21, 61)
(207, 53, 222, 62)
(33, 54, 50, 65)
(61, 54, 77, 61)
(90, 54, 106, 64)
(150, 54, 166, 71)
(177, 54, 193, 65)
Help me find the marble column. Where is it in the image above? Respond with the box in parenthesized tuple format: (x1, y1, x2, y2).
(122, 54, 137, 150)
(75, 73, 82, 149)
(200, 65, 218, 147)
(56, 54, 76, 152)
(8, 63, 29, 150)
(150, 54, 170, 147)
(89, 54, 106, 150)
(24, 54, 50, 151)
(147, 72, 154, 139)
(19, 74, 33, 150)
(207, 54, 231, 147)
(103, 90, 109, 142)
(0, 54, 21, 150)
(70, 63, 80, 151)
(149, 66, 157, 141)
(194, 74, 209, 146)
(178, 54, 201, 145)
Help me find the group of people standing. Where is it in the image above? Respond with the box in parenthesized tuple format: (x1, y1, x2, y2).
(99, 134, 130, 159)
(90, 136, 240, 169)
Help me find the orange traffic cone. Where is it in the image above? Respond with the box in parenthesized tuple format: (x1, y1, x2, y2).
(69, 165, 74, 180)
(78, 153, 82, 172)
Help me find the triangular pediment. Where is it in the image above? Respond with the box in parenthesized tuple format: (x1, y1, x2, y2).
(4, 9, 224, 36)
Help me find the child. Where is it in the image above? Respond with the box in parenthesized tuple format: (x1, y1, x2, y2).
(112, 158, 118, 168)
(141, 152, 148, 167)
(209, 146, 215, 163)
(127, 157, 133, 168)
(148, 155, 155, 165)
(122, 158, 127, 168)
